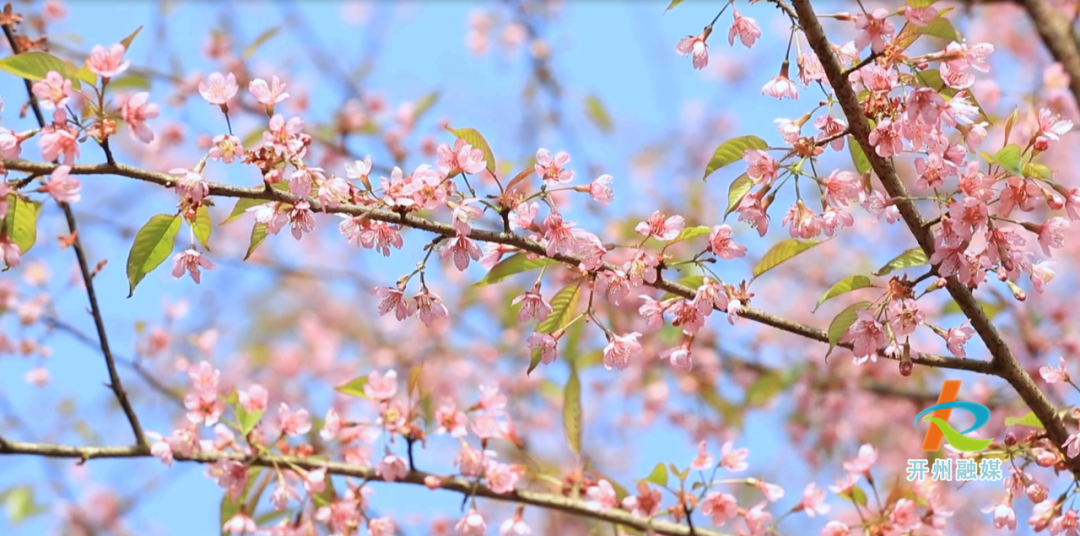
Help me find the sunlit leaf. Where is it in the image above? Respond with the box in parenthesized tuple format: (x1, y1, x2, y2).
(126, 214, 181, 297)
(849, 137, 871, 175)
(827, 301, 872, 356)
(702, 135, 768, 181)
(1004, 411, 1044, 429)
(665, 0, 686, 11)
(873, 247, 928, 276)
(917, 17, 959, 41)
(2, 195, 40, 257)
(107, 74, 151, 90)
(413, 91, 440, 122)
(244, 223, 269, 261)
(563, 365, 582, 455)
(994, 145, 1023, 177)
(236, 403, 263, 437)
(1003, 107, 1019, 146)
(724, 173, 753, 221)
(584, 94, 613, 134)
(119, 26, 144, 51)
(529, 284, 581, 374)
(645, 462, 668, 488)
(752, 239, 820, 278)
(941, 299, 1002, 319)
(673, 225, 710, 243)
(661, 274, 704, 300)
(815, 275, 873, 312)
(0, 486, 44, 525)
(475, 252, 556, 286)
(335, 376, 369, 398)
(191, 206, 212, 251)
(0, 52, 77, 84)
(445, 126, 497, 175)
(243, 26, 281, 59)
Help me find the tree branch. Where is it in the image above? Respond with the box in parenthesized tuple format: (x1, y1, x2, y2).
(0, 21, 145, 446)
(789, 0, 1073, 471)
(0, 158, 996, 377)
(0, 439, 731, 536)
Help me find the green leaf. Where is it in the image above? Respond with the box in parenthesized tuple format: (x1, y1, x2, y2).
(222, 197, 270, 225)
(0, 51, 76, 83)
(1004, 411, 1044, 429)
(827, 301, 872, 356)
(724, 173, 754, 221)
(752, 239, 820, 279)
(994, 145, 1023, 177)
(584, 94, 613, 134)
(107, 74, 151, 90)
(563, 365, 582, 455)
(702, 135, 768, 181)
(243, 26, 281, 59)
(191, 206, 212, 251)
(645, 462, 668, 488)
(475, 252, 556, 286)
(744, 373, 785, 407)
(1003, 107, 1019, 146)
(2, 195, 40, 256)
(907, 0, 939, 6)
(1, 486, 44, 525)
(673, 225, 711, 243)
(815, 275, 873, 312)
(413, 91, 440, 122)
(661, 275, 705, 300)
(529, 284, 581, 374)
(873, 247, 928, 276)
(849, 137, 871, 175)
(244, 223, 269, 261)
(335, 376, 369, 398)
(941, 299, 1002, 319)
(445, 126, 497, 175)
(126, 214, 181, 297)
(119, 26, 144, 51)
(838, 485, 869, 506)
(1023, 162, 1052, 180)
(917, 17, 959, 41)
(665, 0, 685, 11)
(236, 404, 263, 436)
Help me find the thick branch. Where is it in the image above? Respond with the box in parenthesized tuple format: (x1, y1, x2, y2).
(789, 0, 1072, 470)
(1, 22, 145, 446)
(0, 158, 996, 376)
(0, 439, 729, 536)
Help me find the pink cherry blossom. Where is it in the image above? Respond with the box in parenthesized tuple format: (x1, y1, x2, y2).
(634, 210, 685, 241)
(842, 443, 878, 474)
(589, 174, 614, 206)
(728, 9, 761, 48)
(238, 385, 267, 413)
(801, 483, 830, 517)
(209, 134, 243, 163)
(527, 332, 558, 365)
(199, 72, 239, 105)
(854, 9, 894, 53)
(277, 403, 311, 436)
(511, 289, 552, 323)
(762, 73, 798, 100)
(120, 92, 160, 143)
(534, 148, 574, 185)
(602, 332, 642, 371)
(87, 43, 130, 78)
(248, 75, 290, 108)
(456, 509, 487, 536)
(585, 479, 618, 510)
(171, 168, 209, 204)
(675, 33, 708, 70)
(1040, 356, 1070, 384)
(364, 370, 398, 400)
(31, 71, 71, 110)
(411, 290, 449, 325)
(44, 165, 81, 204)
(171, 249, 214, 284)
(376, 454, 409, 482)
(702, 491, 739, 525)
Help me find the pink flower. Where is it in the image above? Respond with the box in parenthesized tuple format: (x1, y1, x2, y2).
(542, 213, 578, 257)
(842, 443, 878, 474)
(238, 384, 268, 412)
(708, 224, 747, 260)
(208, 460, 248, 500)
(589, 174, 614, 206)
(728, 9, 761, 48)
(622, 482, 661, 518)
(751, 478, 785, 502)
(821, 521, 852, 536)
(440, 232, 483, 271)
(660, 341, 693, 371)
(743, 150, 778, 185)
(982, 501, 1016, 530)
(886, 298, 924, 337)
(120, 92, 160, 143)
(585, 479, 619, 510)
(690, 441, 714, 470)
(456, 509, 487, 536)
(1030, 261, 1055, 293)
(868, 117, 902, 157)
(527, 332, 558, 365)
(248, 76, 289, 109)
(222, 513, 257, 535)
(44, 165, 81, 204)
(943, 321, 975, 357)
(744, 502, 773, 534)
(535, 148, 574, 185)
(1038, 216, 1069, 257)
(782, 201, 822, 239)
(675, 33, 709, 69)
(840, 310, 885, 364)
(87, 43, 130, 78)
(720, 441, 749, 471)
(509, 202, 538, 230)
(209, 134, 243, 163)
(147, 431, 173, 466)
(701, 492, 738, 526)
(485, 461, 521, 494)
(434, 398, 469, 437)
(376, 454, 409, 482)
(199, 72, 239, 106)
(277, 403, 311, 436)
(185, 392, 223, 426)
(320, 408, 341, 441)
(603, 332, 642, 371)
(171, 168, 209, 204)
(854, 9, 894, 53)
(437, 139, 487, 177)
(635, 210, 685, 241)
(410, 290, 449, 325)
(31, 71, 72, 109)
(38, 120, 79, 164)
(364, 370, 398, 400)
(171, 249, 214, 284)
(512, 289, 552, 323)
(1040, 356, 1070, 384)
(498, 514, 531, 536)
(369, 518, 396, 536)
(801, 483, 830, 517)
(762, 73, 798, 100)
(1037, 107, 1073, 142)
(0, 127, 22, 160)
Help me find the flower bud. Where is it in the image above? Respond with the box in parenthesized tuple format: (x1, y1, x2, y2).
(1004, 432, 1017, 446)
(1027, 482, 1049, 503)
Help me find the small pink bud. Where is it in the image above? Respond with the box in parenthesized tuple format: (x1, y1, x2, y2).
(424, 475, 443, 490)
(1004, 432, 1017, 446)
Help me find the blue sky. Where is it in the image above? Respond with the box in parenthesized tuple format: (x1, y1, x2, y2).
(0, 1, 1029, 534)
